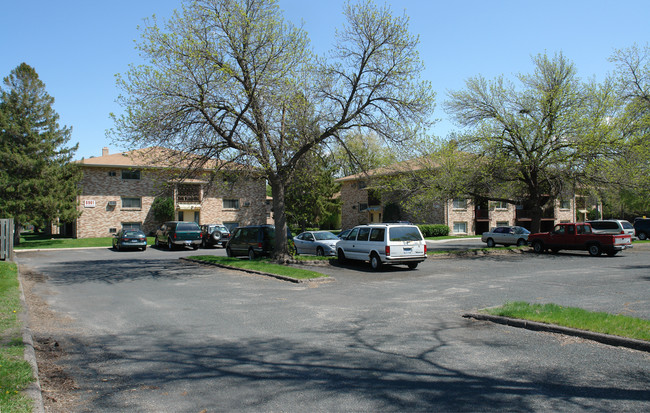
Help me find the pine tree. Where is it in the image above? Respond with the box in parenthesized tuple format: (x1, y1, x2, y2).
(0, 63, 81, 242)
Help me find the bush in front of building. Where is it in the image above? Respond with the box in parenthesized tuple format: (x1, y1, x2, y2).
(417, 224, 449, 237)
(151, 197, 175, 222)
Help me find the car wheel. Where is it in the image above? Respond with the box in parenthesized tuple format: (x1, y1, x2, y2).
(516, 238, 526, 247)
(248, 248, 256, 260)
(588, 244, 601, 257)
(407, 262, 418, 270)
(202, 238, 207, 248)
(116, 243, 120, 251)
(316, 247, 324, 257)
(168, 238, 174, 250)
(606, 250, 619, 257)
(192, 244, 199, 250)
(226, 247, 233, 257)
(337, 249, 346, 263)
(486, 238, 495, 248)
(141, 246, 146, 251)
(532, 240, 544, 253)
(369, 253, 382, 271)
(638, 232, 647, 241)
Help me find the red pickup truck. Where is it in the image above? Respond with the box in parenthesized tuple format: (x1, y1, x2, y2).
(528, 223, 632, 256)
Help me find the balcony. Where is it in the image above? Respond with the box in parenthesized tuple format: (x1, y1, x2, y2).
(474, 207, 490, 220)
(516, 208, 555, 221)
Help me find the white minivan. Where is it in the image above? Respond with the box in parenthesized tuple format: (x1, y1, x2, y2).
(336, 224, 427, 270)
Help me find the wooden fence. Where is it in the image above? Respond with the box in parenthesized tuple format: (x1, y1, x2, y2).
(0, 218, 14, 261)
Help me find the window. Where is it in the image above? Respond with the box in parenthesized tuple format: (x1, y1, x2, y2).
(357, 227, 371, 241)
(223, 199, 240, 209)
(453, 222, 467, 234)
(121, 169, 140, 180)
(358, 203, 368, 212)
(496, 221, 509, 227)
(452, 198, 467, 209)
(358, 181, 367, 189)
(369, 228, 385, 242)
(389, 227, 422, 241)
(494, 201, 508, 210)
(108, 171, 117, 177)
(559, 199, 571, 209)
(122, 222, 142, 231)
(121, 197, 141, 208)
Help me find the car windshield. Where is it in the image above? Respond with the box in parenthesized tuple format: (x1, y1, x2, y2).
(124, 231, 144, 237)
(314, 232, 338, 241)
(389, 226, 422, 241)
(177, 222, 200, 231)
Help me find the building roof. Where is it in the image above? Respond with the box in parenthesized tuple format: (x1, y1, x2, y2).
(336, 157, 440, 182)
(77, 147, 239, 170)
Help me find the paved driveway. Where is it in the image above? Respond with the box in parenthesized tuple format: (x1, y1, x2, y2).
(17, 245, 650, 412)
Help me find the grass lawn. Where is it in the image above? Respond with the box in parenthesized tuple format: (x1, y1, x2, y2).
(0, 261, 36, 413)
(483, 301, 650, 341)
(15, 233, 155, 249)
(187, 255, 329, 280)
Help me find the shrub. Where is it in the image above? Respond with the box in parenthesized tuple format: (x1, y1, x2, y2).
(151, 197, 174, 222)
(418, 224, 449, 237)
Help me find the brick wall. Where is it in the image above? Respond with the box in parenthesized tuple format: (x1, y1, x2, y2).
(76, 167, 268, 238)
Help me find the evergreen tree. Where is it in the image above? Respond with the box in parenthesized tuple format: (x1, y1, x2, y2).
(0, 63, 81, 241)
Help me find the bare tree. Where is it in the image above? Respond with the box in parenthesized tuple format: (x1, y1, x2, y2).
(110, 0, 435, 258)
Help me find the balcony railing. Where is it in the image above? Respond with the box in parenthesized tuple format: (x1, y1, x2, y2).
(516, 208, 555, 220)
(474, 208, 490, 220)
(177, 195, 201, 203)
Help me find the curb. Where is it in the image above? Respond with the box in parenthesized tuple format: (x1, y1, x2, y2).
(180, 257, 332, 283)
(463, 313, 650, 353)
(17, 264, 46, 413)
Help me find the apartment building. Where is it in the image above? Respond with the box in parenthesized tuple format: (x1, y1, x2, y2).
(74, 147, 270, 238)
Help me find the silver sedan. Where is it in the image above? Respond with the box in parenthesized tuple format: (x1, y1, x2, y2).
(481, 226, 530, 247)
(293, 231, 340, 256)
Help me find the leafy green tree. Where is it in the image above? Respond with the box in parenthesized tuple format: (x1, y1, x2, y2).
(442, 53, 622, 232)
(285, 149, 340, 232)
(110, 0, 435, 259)
(0, 63, 81, 243)
(151, 196, 175, 222)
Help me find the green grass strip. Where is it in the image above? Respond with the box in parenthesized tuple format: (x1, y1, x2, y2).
(187, 255, 328, 280)
(0, 262, 35, 412)
(15, 234, 156, 249)
(483, 301, 650, 341)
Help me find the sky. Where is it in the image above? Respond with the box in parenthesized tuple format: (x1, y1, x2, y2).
(2, 0, 648, 160)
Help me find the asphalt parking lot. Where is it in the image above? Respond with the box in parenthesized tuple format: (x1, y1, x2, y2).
(17, 244, 650, 412)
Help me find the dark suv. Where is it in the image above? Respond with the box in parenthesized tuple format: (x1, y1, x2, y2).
(155, 221, 202, 250)
(634, 218, 650, 240)
(226, 225, 293, 259)
(200, 224, 231, 248)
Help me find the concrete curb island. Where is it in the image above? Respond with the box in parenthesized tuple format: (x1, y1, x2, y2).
(180, 257, 333, 283)
(463, 313, 650, 353)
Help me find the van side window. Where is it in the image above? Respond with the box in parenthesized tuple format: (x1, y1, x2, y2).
(347, 228, 359, 240)
(357, 227, 371, 241)
(369, 228, 385, 242)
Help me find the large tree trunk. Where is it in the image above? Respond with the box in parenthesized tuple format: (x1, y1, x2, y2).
(269, 177, 290, 261)
(13, 221, 21, 246)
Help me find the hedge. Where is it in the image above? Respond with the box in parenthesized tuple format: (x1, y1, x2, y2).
(417, 224, 450, 237)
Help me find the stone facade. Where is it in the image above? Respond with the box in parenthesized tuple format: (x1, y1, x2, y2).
(75, 149, 270, 238)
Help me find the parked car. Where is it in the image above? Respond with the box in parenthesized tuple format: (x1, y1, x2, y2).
(200, 224, 231, 248)
(528, 222, 632, 256)
(633, 218, 650, 240)
(226, 225, 293, 259)
(155, 221, 202, 250)
(336, 223, 427, 270)
(481, 226, 530, 247)
(586, 220, 636, 240)
(112, 229, 147, 251)
(294, 231, 339, 256)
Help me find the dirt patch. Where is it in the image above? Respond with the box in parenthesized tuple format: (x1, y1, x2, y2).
(20, 266, 82, 413)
